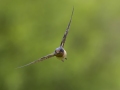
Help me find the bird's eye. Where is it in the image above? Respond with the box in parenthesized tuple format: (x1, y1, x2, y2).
(60, 49, 64, 52)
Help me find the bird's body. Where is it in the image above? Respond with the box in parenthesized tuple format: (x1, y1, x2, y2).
(55, 47, 67, 62)
(16, 7, 74, 69)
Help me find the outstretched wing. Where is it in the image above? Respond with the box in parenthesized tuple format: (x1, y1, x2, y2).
(16, 53, 55, 69)
(60, 7, 74, 47)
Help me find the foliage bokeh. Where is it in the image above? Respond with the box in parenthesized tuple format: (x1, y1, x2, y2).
(0, 0, 120, 90)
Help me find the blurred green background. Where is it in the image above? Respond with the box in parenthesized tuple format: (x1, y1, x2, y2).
(0, 0, 120, 90)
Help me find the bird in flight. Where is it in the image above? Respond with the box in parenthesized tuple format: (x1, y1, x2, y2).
(17, 7, 74, 69)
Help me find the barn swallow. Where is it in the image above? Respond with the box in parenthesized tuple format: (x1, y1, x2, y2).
(16, 7, 74, 69)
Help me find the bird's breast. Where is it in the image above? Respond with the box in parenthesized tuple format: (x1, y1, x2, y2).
(56, 53, 64, 57)
(55, 49, 67, 57)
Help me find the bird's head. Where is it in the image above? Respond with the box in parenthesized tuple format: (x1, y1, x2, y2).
(55, 47, 64, 57)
